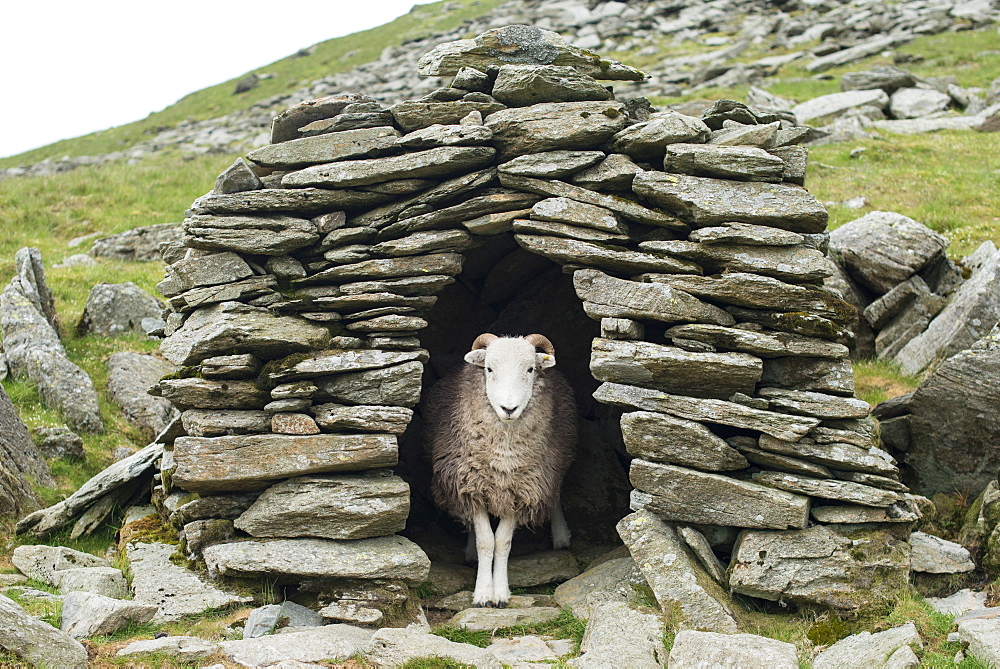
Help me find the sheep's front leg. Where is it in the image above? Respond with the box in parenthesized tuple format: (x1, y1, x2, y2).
(471, 509, 496, 607)
(491, 517, 516, 608)
(551, 495, 571, 550)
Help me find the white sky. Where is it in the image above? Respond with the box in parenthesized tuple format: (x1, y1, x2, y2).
(0, 0, 422, 159)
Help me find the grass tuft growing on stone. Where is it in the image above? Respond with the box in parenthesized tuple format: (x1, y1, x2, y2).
(852, 359, 923, 406)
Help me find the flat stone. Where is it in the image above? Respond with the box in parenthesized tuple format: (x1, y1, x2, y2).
(732, 439, 833, 478)
(181, 409, 269, 437)
(666, 324, 848, 359)
(959, 619, 1000, 667)
(243, 601, 323, 638)
(553, 556, 646, 619)
(910, 531, 975, 573)
(268, 349, 423, 382)
(339, 275, 454, 296)
(11, 545, 108, 586)
(172, 433, 398, 493)
(270, 413, 319, 434)
(811, 500, 922, 524)
(246, 127, 401, 168)
(191, 188, 390, 216)
(689, 222, 805, 246)
(508, 550, 581, 587)
(708, 120, 781, 147)
(492, 64, 612, 106)
(642, 239, 832, 283)
(234, 472, 409, 540)
(488, 635, 559, 664)
(610, 111, 710, 160)
(269, 93, 377, 142)
(310, 404, 413, 434)
(282, 146, 495, 188)
(127, 541, 252, 620)
(841, 66, 917, 94)
(153, 378, 268, 410)
(117, 636, 220, 661)
(668, 630, 799, 669)
(449, 606, 562, 631)
(313, 361, 423, 407)
(365, 627, 501, 668)
(60, 591, 158, 639)
(158, 251, 252, 297)
(297, 252, 464, 285)
(516, 234, 701, 275)
(758, 387, 870, 419)
(372, 229, 473, 257)
(573, 269, 734, 326)
(512, 218, 629, 243)
(621, 411, 747, 471)
(813, 622, 923, 669)
(725, 307, 853, 342)
(571, 153, 644, 191)
(664, 143, 786, 182)
(531, 197, 627, 233)
(319, 601, 384, 624)
(757, 434, 897, 476)
(214, 157, 261, 194)
(595, 382, 820, 442)
(390, 100, 507, 132)
(643, 273, 855, 322)
(499, 151, 605, 178)
(220, 625, 374, 667)
(629, 460, 810, 529)
(805, 34, 914, 73)
(573, 601, 667, 667)
(379, 191, 540, 237)
(345, 314, 428, 333)
(167, 275, 278, 312)
(464, 209, 532, 235)
(729, 525, 910, 609)
(203, 535, 430, 583)
(754, 471, 902, 507)
(183, 214, 319, 255)
(618, 510, 739, 632)
(792, 89, 890, 123)
(417, 25, 643, 81)
(201, 353, 260, 379)
(0, 593, 88, 668)
(395, 123, 493, 149)
(926, 589, 987, 616)
(890, 87, 951, 119)
(762, 357, 855, 395)
(485, 101, 628, 158)
(591, 337, 762, 400)
(500, 173, 686, 229)
(56, 566, 128, 598)
(633, 172, 828, 233)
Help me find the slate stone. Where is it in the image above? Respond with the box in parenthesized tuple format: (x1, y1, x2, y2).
(595, 381, 820, 442)
(553, 556, 645, 619)
(268, 348, 424, 382)
(395, 123, 493, 148)
(708, 120, 781, 147)
(516, 234, 701, 275)
(449, 606, 562, 630)
(282, 146, 496, 188)
(153, 378, 268, 410)
(621, 410, 747, 471)
(910, 531, 975, 573)
(372, 229, 473, 257)
(758, 387, 871, 419)
(203, 535, 430, 583)
(220, 625, 375, 666)
(610, 111, 711, 159)
(485, 101, 628, 157)
(754, 471, 902, 507)
(574, 602, 667, 667)
(200, 353, 260, 379)
(270, 93, 377, 143)
(60, 591, 158, 638)
(757, 433, 897, 476)
(191, 187, 390, 215)
(792, 89, 890, 122)
(573, 269, 733, 326)
(641, 239, 832, 283)
(183, 213, 320, 256)
(666, 324, 848, 359)
(310, 404, 413, 434)
(247, 126, 401, 168)
(813, 622, 923, 669)
(172, 433, 398, 493)
(297, 252, 464, 285)
(181, 409, 270, 437)
(0, 593, 88, 668)
(270, 413, 319, 434)
(958, 619, 1000, 667)
(731, 439, 833, 478)
(512, 218, 629, 243)
(841, 66, 917, 95)
(810, 499, 922, 524)
(365, 627, 501, 668)
(0, 382, 49, 515)
(117, 636, 220, 661)
(890, 87, 951, 119)
(570, 153, 644, 191)
(863, 274, 936, 329)
(761, 357, 855, 395)
(668, 630, 799, 669)
(688, 222, 805, 246)
(243, 601, 323, 639)
(600, 317, 644, 340)
(829, 211, 948, 295)
(11, 545, 108, 586)
(629, 459, 810, 529)
(157, 251, 252, 297)
(390, 100, 507, 132)
(416, 25, 644, 81)
(167, 275, 278, 313)
(346, 314, 428, 333)
(729, 525, 910, 609)
(451, 66, 490, 92)
(508, 550, 581, 587)
(314, 361, 424, 407)
(530, 197, 626, 233)
(234, 472, 410, 540)
(106, 352, 178, 441)
(339, 275, 455, 297)
(159, 301, 331, 366)
(664, 143, 786, 182)
(633, 172, 829, 233)
(770, 145, 809, 185)
(378, 190, 539, 237)
(498, 150, 604, 178)
(492, 64, 612, 106)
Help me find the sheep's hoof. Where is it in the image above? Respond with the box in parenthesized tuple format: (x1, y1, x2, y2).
(495, 600, 508, 609)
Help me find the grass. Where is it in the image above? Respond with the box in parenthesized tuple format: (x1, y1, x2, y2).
(852, 359, 923, 406)
(432, 606, 587, 654)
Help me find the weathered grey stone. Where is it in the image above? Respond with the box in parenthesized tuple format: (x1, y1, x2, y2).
(531, 197, 627, 233)
(668, 630, 799, 669)
(235, 472, 409, 540)
(492, 64, 611, 106)
(417, 25, 643, 81)
(214, 157, 261, 194)
(591, 338, 761, 399)
(610, 111, 710, 159)
(153, 377, 267, 410)
(106, 352, 178, 441)
(890, 87, 951, 119)
(596, 382, 820, 442)
(268, 348, 423, 383)
(896, 242, 1000, 375)
(247, 126, 400, 167)
(200, 353, 260, 379)
(553, 556, 646, 619)
(127, 541, 252, 620)
(863, 275, 934, 329)
(203, 535, 430, 583)
(792, 89, 890, 123)
(283, 146, 495, 188)
(183, 214, 319, 255)
(959, 619, 1000, 667)
(508, 550, 581, 588)
(829, 211, 948, 294)
(270, 92, 377, 142)
(390, 100, 507, 132)
(708, 120, 781, 147)
(600, 317, 644, 340)
(571, 153, 644, 191)
(319, 601, 385, 624)
(486, 101, 628, 157)
(629, 460, 810, 529)
(621, 411, 747, 471)
(501, 173, 686, 229)
(875, 293, 944, 360)
(571, 601, 666, 668)
(11, 545, 108, 586)
(664, 143, 786, 182)
(11, 247, 57, 329)
(158, 251, 252, 297)
(270, 412, 320, 435)
(300, 252, 464, 285)
(813, 622, 923, 669)
(172, 433, 398, 493)
(0, 382, 48, 515)
(0, 593, 87, 668)
(499, 150, 605, 179)
(35, 425, 85, 460)
(313, 361, 423, 407)
(512, 218, 629, 243)
(345, 314, 427, 333)
(910, 531, 975, 573)
(643, 239, 831, 283)
(758, 387, 870, 419)
(56, 567, 128, 598)
(449, 606, 562, 630)
(243, 601, 323, 639)
(191, 187, 390, 216)
(754, 471, 901, 507)
(811, 499, 922, 524)
(89, 222, 182, 262)
(221, 625, 374, 667)
(489, 635, 559, 665)
(689, 222, 804, 246)
(841, 66, 917, 95)
(518, 234, 701, 275)
(372, 229, 473, 257)
(666, 324, 848, 359)
(729, 525, 910, 609)
(117, 636, 220, 661)
(731, 438, 833, 478)
(181, 409, 269, 437)
(60, 591, 158, 639)
(757, 434, 896, 476)
(78, 282, 162, 336)
(365, 627, 501, 668)
(633, 172, 829, 233)
(574, 269, 734, 326)
(770, 145, 808, 185)
(617, 510, 739, 632)
(395, 123, 493, 149)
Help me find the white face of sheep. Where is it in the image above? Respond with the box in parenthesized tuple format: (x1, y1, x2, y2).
(464, 336, 556, 422)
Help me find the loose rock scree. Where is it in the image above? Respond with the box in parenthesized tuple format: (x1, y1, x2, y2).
(424, 333, 577, 607)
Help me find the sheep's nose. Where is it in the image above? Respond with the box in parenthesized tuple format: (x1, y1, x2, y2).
(501, 406, 517, 416)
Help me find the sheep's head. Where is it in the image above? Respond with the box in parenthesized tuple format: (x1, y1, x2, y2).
(464, 333, 557, 422)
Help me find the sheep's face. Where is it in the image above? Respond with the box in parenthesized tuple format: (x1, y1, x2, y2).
(464, 336, 556, 422)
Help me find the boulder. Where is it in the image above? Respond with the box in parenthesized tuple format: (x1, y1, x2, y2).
(813, 622, 922, 669)
(56, 566, 128, 598)
(60, 591, 158, 638)
(554, 556, 647, 619)
(0, 593, 87, 668)
(570, 602, 666, 667)
(0, 381, 48, 515)
(909, 531, 975, 573)
(668, 630, 799, 668)
(89, 223, 182, 262)
(890, 87, 952, 119)
(106, 352, 179, 440)
(11, 545, 108, 586)
(959, 619, 1000, 667)
(791, 89, 890, 123)
(841, 66, 917, 95)
(35, 425, 86, 460)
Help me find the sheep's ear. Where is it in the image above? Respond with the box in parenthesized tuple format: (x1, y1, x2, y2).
(465, 350, 487, 367)
(536, 352, 556, 369)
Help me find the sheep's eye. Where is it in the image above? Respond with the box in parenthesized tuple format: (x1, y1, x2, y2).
(527, 367, 535, 374)
(486, 367, 492, 373)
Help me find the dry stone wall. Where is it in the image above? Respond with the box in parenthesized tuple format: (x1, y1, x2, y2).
(153, 25, 919, 620)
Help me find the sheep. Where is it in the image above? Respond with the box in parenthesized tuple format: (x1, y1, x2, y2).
(423, 332, 577, 608)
